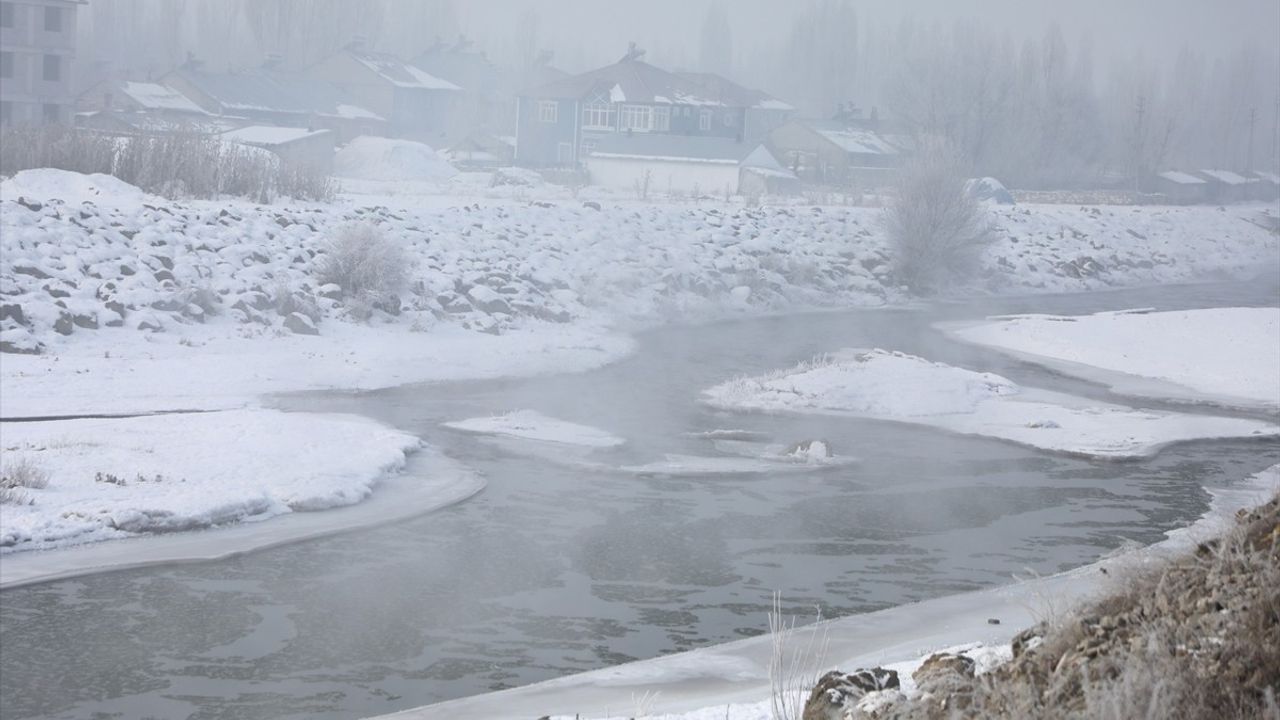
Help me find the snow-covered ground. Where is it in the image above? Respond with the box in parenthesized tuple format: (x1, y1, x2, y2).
(371, 464, 1280, 720)
(942, 307, 1280, 412)
(0, 409, 420, 552)
(702, 349, 1278, 459)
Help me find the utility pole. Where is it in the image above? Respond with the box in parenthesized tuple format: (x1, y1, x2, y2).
(1246, 107, 1257, 173)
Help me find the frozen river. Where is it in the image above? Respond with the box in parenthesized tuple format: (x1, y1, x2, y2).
(2, 277, 1278, 720)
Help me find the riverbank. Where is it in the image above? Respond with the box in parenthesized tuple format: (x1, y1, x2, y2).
(367, 463, 1280, 719)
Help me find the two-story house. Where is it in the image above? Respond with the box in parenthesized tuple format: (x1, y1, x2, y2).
(0, 0, 83, 127)
(513, 46, 792, 168)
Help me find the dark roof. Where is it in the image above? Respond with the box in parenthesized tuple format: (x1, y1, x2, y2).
(591, 133, 765, 163)
(413, 47, 501, 95)
(168, 67, 382, 120)
(346, 50, 460, 90)
(528, 59, 733, 106)
(675, 72, 794, 111)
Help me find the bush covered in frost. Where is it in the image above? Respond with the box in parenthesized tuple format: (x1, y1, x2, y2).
(315, 223, 409, 319)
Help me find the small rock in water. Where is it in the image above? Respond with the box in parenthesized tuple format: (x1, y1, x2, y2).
(988, 617, 1001, 625)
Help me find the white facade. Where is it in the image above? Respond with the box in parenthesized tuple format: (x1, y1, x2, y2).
(587, 155, 742, 195)
(0, 0, 81, 126)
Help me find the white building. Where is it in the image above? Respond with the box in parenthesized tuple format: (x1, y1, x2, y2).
(0, 0, 83, 127)
(586, 133, 794, 196)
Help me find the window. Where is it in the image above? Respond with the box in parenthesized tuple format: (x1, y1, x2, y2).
(654, 105, 671, 132)
(619, 104, 652, 132)
(42, 103, 59, 124)
(537, 100, 558, 123)
(698, 109, 712, 131)
(0, 51, 12, 79)
(0, 3, 13, 29)
(42, 54, 59, 82)
(44, 6, 61, 32)
(581, 93, 614, 130)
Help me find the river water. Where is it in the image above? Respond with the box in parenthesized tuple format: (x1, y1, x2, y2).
(2, 278, 1277, 720)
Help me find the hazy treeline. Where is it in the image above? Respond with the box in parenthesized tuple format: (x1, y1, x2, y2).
(79, 0, 1279, 189)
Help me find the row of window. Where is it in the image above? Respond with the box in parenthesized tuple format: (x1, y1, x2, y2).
(0, 100, 64, 125)
(0, 3, 65, 31)
(537, 100, 734, 132)
(0, 50, 62, 81)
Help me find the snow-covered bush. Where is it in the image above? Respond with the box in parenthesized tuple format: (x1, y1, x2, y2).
(315, 223, 408, 319)
(0, 456, 49, 505)
(885, 140, 993, 294)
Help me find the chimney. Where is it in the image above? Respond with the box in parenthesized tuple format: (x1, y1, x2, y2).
(621, 42, 646, 63)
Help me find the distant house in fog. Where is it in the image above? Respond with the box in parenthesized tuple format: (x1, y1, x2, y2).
(163, 61, 386, 142)
(514, 45, 793, 168)
(221, 125, 335, 172)
(413, 37, 503, 138)
(0, 0, 83, 126)
(73, 78, 243, 134)
(445, 131, 515, 168)
(675, 71, 794, 142)
(1193, 169, 1253, 203)
(1152, 171, 1207, 204)
(583, 133, 795, 196)
(768, 118, 910, 186)
(1249, 170, 1280, 200)
(310, 43, 461, 143)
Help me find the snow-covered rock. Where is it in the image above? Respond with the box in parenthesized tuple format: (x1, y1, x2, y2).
(334, 136, 458, 182)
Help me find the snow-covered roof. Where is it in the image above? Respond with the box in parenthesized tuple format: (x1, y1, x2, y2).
(170, 67, 383, 122)
(805, 123, 904, 155)
(531, 59, 727, 106)
(676, 71, 795, 111)
(349, 50, 461, 91)
(222, 126, 331, 147)
(1249, 170, 1280, 185)
(120, 81, 208, 114)
(1158, 170, 1207, 185)
(590, 134, 773, 165)
(1197, 169, 1251, 185)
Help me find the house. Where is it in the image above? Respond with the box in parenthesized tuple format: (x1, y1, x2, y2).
(514, 45, 791, 168)
(309, 43, 461, 142)
(1246, 170, 1279, 201)
(164, 61, 386, 142)
(0, 0, 84, 126)
(1152, 171, 1208, 204)
(1194, 169, 1253, 203)
(584, 133, 794, 196)
(413, 37, 504, 136)
(675, 71, 794, 142)
(221, 126, 335, 172)
(73, 78, 241, 134)
(768, 119, 911, 186)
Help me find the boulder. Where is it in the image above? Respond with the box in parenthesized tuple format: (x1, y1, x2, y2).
(53, 312, 75, 336)
(802, 668, 899, 720)
(72, 313, 98, 330)
(0, 303, 26, 326)
(283, 312, 319, 335)
(912, 652, 975, 688)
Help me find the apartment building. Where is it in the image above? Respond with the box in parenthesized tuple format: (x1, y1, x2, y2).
(0, 0, 83, 127)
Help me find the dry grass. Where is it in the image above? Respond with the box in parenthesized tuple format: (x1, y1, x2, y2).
(0, 455, 50, 505)
(872, 493, 1280, 720)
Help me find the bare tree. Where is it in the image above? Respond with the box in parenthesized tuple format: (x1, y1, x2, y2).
(885, 140, 993, 295)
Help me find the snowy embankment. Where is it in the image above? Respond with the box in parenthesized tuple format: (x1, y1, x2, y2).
(942, 307, 1280, 412)
(3, 169, 1278, 417)
(701, 349, 1277, 459)
(372, 465, 1280, 720)
(0, 409, 420, 552)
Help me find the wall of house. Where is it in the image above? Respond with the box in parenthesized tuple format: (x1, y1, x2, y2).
(253, 132, 335, 173)
(767, 123, 848, 183)
(514, 97, 576, 167)
(744, 107, 791, 143)
(0, 0, 79, 126)
(391, 88, 456, 143)
(586, 156, 741, 195)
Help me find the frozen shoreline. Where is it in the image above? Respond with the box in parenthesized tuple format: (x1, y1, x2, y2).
(0, 446, 484, 590)
(939, 307, 1280, 413)
(368, 463, 1280, 720)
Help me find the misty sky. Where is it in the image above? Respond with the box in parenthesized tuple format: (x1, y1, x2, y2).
(458, 0, 1280, 72)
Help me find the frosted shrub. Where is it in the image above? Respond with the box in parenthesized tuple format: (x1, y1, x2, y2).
(0, 455, 49, 505)
(885, 140, 993, 294)
(316, 223, 408, 318)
